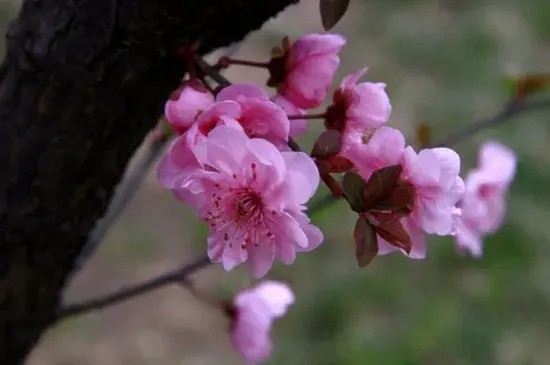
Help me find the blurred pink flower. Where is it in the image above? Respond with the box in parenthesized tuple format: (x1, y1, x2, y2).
(326, 68, 392, 157)
(164, 80, 214, 134)
(178, 125, 323, 277)
(350, 126, 464, 259)
(454, 141, 517, 257)
(271, 94, 308, 137)
(270, 34, 346, 109)
(402, 146, 465, 236)
(230, 281, 294, 363)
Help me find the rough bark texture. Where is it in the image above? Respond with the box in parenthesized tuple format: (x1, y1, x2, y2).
(0, 0, 298, 363)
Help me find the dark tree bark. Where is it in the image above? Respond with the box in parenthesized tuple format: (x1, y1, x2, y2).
(0, 0, 298, 363)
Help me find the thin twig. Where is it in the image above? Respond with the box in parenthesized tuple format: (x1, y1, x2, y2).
(58, 191, 338, 321)
(432, 98, 550, 148)
(308, 192, 338, 215)
(194, 55, 231, 88)
(58, 255, 212, 319)
(75, 130, 172, 270)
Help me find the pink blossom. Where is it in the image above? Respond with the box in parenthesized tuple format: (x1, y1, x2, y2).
(269, 34, 346, 109)
(230, 281, 294, 363)
(164, 80, 214, 134)
(216, 84, 290, 147)
(177, 125, 323, 277)
(350, 126, 464, 258)
(454, 141, 517, 257)
(271, 94, 308, 138)
(401, 146, 465, 236)
(157, 84, 291, 190)
(326, 68, 392, 157)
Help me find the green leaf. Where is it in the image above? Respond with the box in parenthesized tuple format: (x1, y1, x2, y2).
(342, 171, 368, 212)
(354, 215, 378, 268)
(319, 0, 351, 31)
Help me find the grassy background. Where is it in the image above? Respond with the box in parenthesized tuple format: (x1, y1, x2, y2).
(2, 0, 549, 364)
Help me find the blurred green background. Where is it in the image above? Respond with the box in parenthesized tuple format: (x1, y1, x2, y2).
(3, 0, 548, 364)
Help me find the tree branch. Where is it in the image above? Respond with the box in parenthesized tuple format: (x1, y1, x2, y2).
(75, 129, 171, 270)
(432, 98, 550, 147)
(56, 191, 338, 320)
(0, 0, 299, 363)
(58, 254, 212, 319)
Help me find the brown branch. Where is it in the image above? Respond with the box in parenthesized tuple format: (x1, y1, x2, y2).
(75, 129, 171, 270)
(57, 255, 212, 319)
(432, 98, 550, 148)
(56, 191, 336, 320)
(0, 0, 299, 363)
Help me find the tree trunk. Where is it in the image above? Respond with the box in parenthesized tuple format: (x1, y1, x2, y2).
(0, 0, 297, 363)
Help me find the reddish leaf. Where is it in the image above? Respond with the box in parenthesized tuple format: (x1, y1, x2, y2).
(354, 215, 378, 268)
(417, 122, 432, 149)
(311, 129, 343, 159)
(342, 171, 367, 212)
(368, 212, 412, 254)
(326, 155, 354, 173)
(516, 73, 550, 100)
(363, 164, 403, 210)
(370, 180, 415, 214)
(320, 0, 352, 31)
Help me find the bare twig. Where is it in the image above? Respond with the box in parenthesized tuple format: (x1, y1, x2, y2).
(75, 129, 172, 270)
(58, 191, 337, 321)
(58, 255, 212, 319)
(432, 98, 550, 148)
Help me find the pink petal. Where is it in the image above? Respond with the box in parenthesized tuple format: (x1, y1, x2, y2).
(347, 126, 405, 175)
(168, 133, 201, 171)
(283, 56, 340, 109)
(340, 67, 368, 89)
(407, 148, 441, 187)
(271, 212, 309, 249)
(291, 33, 346, 61)
(377, 238, 399, 256)
(197, 100, 242, 126)
(430, 147, 461, 190)
(402, 217, 427, 259)
(478, 141, 517, 186)
(292, 211, 324, 252)
(221, 235, 248, 271)
(281, 151, 320, 204)
(271, 94, 308, 137)
(277, 242, 297, 265)
(253, 281, 295, 318)
(454, 218, 483, 258)
(156, 153, 180, 189)
(347, 81, 391, 127)
(245, 138, 287, 186)
(239, 98, 290, 143)
(230, 305, 272, 362)
(194, 124, 249, 175)
(248, 242, 276, 279)
(216, 83, 270, 102)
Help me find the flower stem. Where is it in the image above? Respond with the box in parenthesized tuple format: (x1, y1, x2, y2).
(287, 113, 327, 120)
(218, 57, 269, 69)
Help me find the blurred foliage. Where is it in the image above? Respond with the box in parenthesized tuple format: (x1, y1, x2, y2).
(268, 1, 550, 365)
(9, 0, 550, 364)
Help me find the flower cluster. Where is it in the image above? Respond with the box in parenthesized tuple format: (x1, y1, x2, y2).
(157, 32, 517, 363)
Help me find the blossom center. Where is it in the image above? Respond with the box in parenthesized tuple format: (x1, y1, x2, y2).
(478, 183, 496, 198)
(232, 187, 264, 225)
